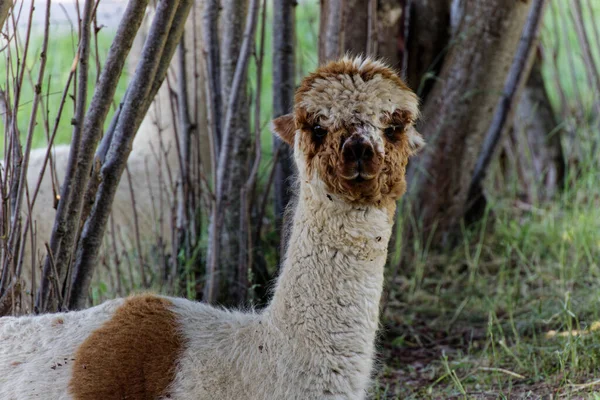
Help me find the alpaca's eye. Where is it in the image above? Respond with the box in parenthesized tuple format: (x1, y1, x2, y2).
(312, 125, 327, 138)
(384, 125, 403, 140)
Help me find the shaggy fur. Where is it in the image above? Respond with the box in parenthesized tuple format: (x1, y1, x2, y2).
(0, 56, 423, 399)
(70, 295, 183, 399)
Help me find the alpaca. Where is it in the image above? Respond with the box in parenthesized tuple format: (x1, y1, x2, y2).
(0, 56, 424, 399)
(11, 2, 208, 308)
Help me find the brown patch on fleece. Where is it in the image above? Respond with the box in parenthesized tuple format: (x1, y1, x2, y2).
(69, 295, 183, 400)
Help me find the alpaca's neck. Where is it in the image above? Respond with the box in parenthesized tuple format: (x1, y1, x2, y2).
(268, 182, 393, 364)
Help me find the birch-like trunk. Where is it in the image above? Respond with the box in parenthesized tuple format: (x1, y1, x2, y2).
(511, 56, 565, 203)
(405, 0, 532, 250)
(217, 0, 250, 305)
(272, 0, 296, 266)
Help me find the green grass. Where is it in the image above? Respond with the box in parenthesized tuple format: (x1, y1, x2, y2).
(377, 161, 600, 398)
(541, 0, 600, 122)
(0, 27, 128, 154)
(371, 0, 600, 397)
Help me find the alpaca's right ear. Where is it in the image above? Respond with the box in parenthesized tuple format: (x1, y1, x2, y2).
(271, 114, 296, 146)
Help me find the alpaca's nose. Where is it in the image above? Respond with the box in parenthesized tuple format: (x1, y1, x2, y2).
(342, 135, 374, 163)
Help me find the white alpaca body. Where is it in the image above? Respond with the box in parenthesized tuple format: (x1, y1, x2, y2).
(0, 299, 124, 399)
(171, 184, 391, 400)
(0, 186, 389, 400)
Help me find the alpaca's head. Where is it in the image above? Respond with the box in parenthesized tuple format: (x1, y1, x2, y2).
(272, 56, 424, 210)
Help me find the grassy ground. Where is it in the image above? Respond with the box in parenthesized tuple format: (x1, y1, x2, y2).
(371, 2, 600, 397)
(376, 160, 600, 398)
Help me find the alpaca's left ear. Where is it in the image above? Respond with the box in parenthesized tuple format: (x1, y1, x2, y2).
(407, 126, 425, 155)
(271, 114, 296, 146)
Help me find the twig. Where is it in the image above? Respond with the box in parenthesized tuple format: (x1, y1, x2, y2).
(204, 0, 261, 303)
(0, 0, 35, 296)
(1, 0, 50, 298)
(568, 378, 600, 393)
(69, 0, 193, 310)
(477, 367, 526, 380)
(125, 165, 147, 288)
(37, 0, 95, 313)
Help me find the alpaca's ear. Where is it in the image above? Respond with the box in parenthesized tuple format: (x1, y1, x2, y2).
(271, 114, 296, 146)
(407, 126, 425, 155)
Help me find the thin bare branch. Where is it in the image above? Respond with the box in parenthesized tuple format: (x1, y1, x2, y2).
(272, 0, 296, 266)
(204, 0, 261, 303)
(69, 0, 193, 310)
(37, 0, 95, 312)
(202, 0, 222, 161)
(239, 0, 268, 304)
(125, 165, 147, 288)
(0, 0, 50, 301)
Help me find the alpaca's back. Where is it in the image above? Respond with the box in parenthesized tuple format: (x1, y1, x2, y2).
(0, 293, 362, 399)
(0, 299, 124, 399)
(0, 295, 271, 400)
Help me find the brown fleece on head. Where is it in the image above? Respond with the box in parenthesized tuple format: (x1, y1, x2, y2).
(69, 295, 184, 400)
(290, 58, 423, 210)
(295, 57, 412, 101)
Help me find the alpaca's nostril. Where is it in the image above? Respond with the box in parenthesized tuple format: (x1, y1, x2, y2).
(361, 144, 374, 161)
(342, 138, 374, 163)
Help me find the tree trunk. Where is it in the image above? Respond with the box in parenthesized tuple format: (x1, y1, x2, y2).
(319, 0, 404, 65)
(68, 0, 193, 310)
(0, 0, 11, 31)
(404, 0, 451, 98)
(511, 56, 565, 203)
(374, 0, 405, 69)
(216, 0, 250, 306)
(319, 0, 346, 63)
(272, 0, 296, 267)
(405, 0, 532, 250)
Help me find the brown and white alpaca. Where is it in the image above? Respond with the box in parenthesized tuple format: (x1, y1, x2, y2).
(0, 56, 424, 399)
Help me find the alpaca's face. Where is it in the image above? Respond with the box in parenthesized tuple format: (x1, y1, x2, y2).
(273, 57, 424, 208)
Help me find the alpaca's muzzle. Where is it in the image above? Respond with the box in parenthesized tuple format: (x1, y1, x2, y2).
(339, 132, 381, 181)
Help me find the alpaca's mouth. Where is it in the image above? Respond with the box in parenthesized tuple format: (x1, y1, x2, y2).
(342, 172, 376, 182)
(340, 160, 378, 181)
